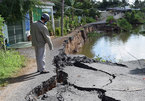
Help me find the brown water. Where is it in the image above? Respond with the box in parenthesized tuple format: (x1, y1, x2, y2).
(78, 25, 145, 62)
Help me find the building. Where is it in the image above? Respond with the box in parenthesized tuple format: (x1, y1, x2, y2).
(107, 6, 140, 13)
(2, 1, 55, 48)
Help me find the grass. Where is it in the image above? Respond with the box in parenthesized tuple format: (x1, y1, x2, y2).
(95, 55, 106, 63)
(94, 55, 116, 63)
(0, 50, 26, 86)
(88, 32, 104, 37)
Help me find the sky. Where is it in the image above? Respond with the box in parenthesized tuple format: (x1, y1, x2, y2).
(95, 0, 144, 4)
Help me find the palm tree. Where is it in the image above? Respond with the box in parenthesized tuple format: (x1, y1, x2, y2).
(65, 0, 82, 20)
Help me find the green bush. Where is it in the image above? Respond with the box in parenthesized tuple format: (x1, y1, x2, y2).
(46, 21, 54, 36)
(117, 18, 132, 31)
(86, 17, 96, 23)
(125, 11, 145, 24)
(63, 28, 67, 35)
(74, 16, 81, 27)
(55, 16, 96, 36)
(0, 15, 4, 47)
(0, 50, 26, 86)
(81, 17, 87, 25)
(106, 16, 115, 24)
(64, 16, 70, 29)
(55, 27, 61, 36)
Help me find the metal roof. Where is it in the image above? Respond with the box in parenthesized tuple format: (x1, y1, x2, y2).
(107, 6, 140, 12)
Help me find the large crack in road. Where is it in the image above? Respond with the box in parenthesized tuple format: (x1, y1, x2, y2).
(25, 50, 145, 101)
(26, 51, 129, 101)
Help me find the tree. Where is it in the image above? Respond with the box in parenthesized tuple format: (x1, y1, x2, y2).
(98, 0, 122, 10)
(0, 0, 40, 23)
(61, 0, 64, 36)
(65, 0, 78, 20)
(125, 11, 145, 24)
(117, 18, 132, 31)
(134, 0, 141, 8)
(121, 0, 128, 6)
(0, 15, 4, 38)
(76, 0, 98, 18)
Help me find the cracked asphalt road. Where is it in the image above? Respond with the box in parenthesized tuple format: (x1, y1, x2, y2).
(28, 53, 145, 101)
(0, 34, 145, 101)
(55, 58, 145, 101)
(86, 60, 145, 101)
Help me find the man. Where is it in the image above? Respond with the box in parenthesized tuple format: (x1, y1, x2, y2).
(31, 13, 53, 74)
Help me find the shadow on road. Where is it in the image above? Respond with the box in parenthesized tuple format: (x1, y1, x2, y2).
(130, 68, 145, 75)
(4, 72, 40, 84)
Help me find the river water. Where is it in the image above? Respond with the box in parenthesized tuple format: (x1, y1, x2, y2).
(78, 25, 145, 62)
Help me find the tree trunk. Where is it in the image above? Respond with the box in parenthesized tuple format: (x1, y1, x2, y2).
(61, 0, 64, 36)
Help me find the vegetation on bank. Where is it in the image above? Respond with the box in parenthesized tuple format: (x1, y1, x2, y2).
(0, 16, 26, 86)
(106, 10, 145, 32)
(0, 50, 26, 86)
(52, 16, 96, 36)
(117, 18, 132, 31)
(87, 32, 105, 37)
(47, 0, 100, 36)
(0, 15, 4, 49)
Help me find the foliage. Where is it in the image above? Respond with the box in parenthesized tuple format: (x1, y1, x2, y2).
(139, 30, 145, 37)
(117, 18, 132, 31)
(134, 0, 141, 8)
(65, 0, 81, 20)
(86, 17, 96, 23)
(141, 7, 145, 12)
(50, 0, 100, 36)
(125, 11, 145, 24)
(81, 16, 87, 25)
(0, 15, 4, 46)
(0, 50, 26, 86)
(50, 0, 98, 37)
(54, 15, 96, 36)
(64, 16, 70, 30)
(46, 21, 54, 36)
(87, 32, 104, 37)
(63, 28, 68, 35)
(94, 55, 107, 62)
(0, 0, 40, 23)
(106, 16, 116, 26)
(55, 27, 61, 36)
(97, 0, 123, 10)
(51, 0, 99, 19)
(122, 0, 128, 6)
(76, 0, 99, 19)
(106, 16, 114, 23)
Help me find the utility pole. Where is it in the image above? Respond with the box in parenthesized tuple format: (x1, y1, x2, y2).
(61, 0, 64, 36)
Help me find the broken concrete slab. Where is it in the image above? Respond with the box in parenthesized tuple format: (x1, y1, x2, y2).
(26, 51, 145, 101)
(64, 65, 113, 88)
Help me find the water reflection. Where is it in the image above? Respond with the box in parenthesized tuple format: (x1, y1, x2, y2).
(78, 25, 145, 62)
